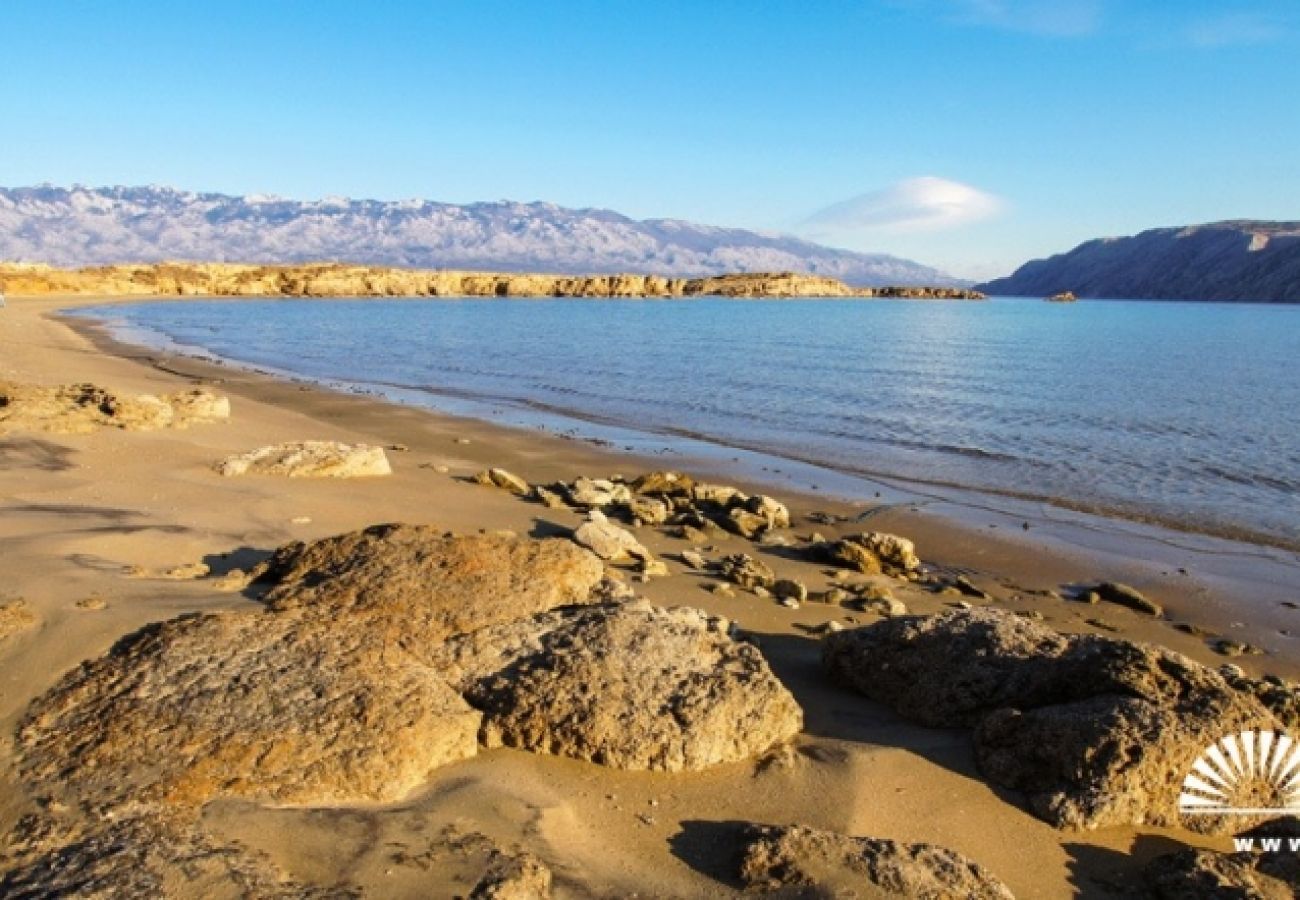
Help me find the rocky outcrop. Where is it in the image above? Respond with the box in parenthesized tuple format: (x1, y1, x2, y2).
(0, 381, 229, 434)
(1046, 291, 1077, 302)
(1144, 826, 1300, 899)
(428, 600, 802, 771)
(216, 440, 391, 477)
(979, 220, 1300, 302)
(823, 609, 1277, 832)
(738, 824, 1015, 899)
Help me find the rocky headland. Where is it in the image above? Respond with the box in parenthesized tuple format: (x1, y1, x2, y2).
(0, 262, 985, 300)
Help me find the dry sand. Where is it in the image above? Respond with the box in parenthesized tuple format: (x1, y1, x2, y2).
(1, 295, 1296, 897)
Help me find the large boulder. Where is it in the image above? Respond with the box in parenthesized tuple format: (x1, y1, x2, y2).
(18, 611, 482, 817)
(428, 601, 803, 771)
(217, 440, 391, 477)
(738, 824, 1015, 899)
(0, 381, 229, 434)
(255, 524, 606, 652)
(823, 609, 1277, 831)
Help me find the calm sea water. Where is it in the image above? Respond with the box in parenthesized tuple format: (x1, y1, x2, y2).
(79, 297, 1300, 550)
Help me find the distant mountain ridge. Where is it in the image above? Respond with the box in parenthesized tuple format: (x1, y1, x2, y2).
(0, 185, 958, 287)
(979, 221, 1300, 302)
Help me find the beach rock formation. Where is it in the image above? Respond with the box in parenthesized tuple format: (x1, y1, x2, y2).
(255, 524, 607, 651)
(216, 440, 391, 477)
(0, 381, 229, 434)
(429, 601, 803, 771)
(473, 467, 530, 494)
(0, 598, 37, 642)
(819, 532, 921, 575)
(572, 510, 651, 562)
(823, 609, 1276, 831)
(469, 850, 554, 900)
(738, 824, 1016, 899)
(1143, 841, 1300, 898)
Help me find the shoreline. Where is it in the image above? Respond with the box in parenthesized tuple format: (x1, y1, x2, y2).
(2, 293, 1297, 897)
(44, 294, 1300, 676)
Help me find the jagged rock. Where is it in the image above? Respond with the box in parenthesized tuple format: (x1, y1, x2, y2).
(532, 485, 569, 509)
(1143, 843, 1300, 899)
(564, 477, 631, 509)
(630, 471, 695, 496)
(623, 496, 671, 526)
(823, 609, 1277, 831)
(717, 553, 775, 589)
(746, 495, 791, 530)
(470, 850, 554, 900)
(18, 610, 482, 816)
(216, 440, 391, 478)
(473, 467, 530, 494)
(725, 507, 771, 539)
(0, 381, 229, 434)
(773, 579, 808, 603)
(822, 532, 920, 575)
(738, 824, 1016, 899)
(572, 510, 650, 562)
(1220, 671, 1300, 730)
(0, 598, 37, 642)
(255, 524, 606, 651)
(1087, 581, 1163, 616)
(428, 601, 802, 771)
(690, 483, 746, 507)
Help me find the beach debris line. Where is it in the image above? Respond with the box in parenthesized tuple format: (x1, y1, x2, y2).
(216, 440, 392, 477)
(738, 824, 1016, 899)
(823, 608, 1289, 834)
(0, 379, 229, 434)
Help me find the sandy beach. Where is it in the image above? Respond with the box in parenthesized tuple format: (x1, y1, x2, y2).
(2, 295, 1297, 898)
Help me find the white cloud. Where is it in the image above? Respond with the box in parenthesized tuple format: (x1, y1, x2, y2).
(804, 177, 1004, 235)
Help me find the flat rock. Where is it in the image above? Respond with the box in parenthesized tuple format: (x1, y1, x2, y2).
(18, 610, 482, 817)
(823, 609, 1276, 831)
(738, 824, 1016, 899)
(256, 523, 606, 652)
(473, 467, 530, 494)
(0, 598, 37, 642)
(572, 509, 651, 561)
(217, 440, 391, 477)
(0, 381, 229, 434)
(429, 600, 803, 771)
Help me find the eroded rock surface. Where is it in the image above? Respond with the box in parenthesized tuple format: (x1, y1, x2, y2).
(0, 381, 229, 434)
(0, 598, 37, 643)
(820, 532, 920, 575)
(1144, 844, 1300, 899)
(469, 850, 554, 900)
(217, 440, 391, 477)
(823, 609, 1276, 831)
(572, 510, 651, 562)
(739, 824, 1016, 899)
(429, 600, 803, 771)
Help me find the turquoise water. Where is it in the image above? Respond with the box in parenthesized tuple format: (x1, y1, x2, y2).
(78, 297, 1300, 550)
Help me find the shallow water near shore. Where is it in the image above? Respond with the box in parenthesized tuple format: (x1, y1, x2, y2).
(75, 296, 1300, 552)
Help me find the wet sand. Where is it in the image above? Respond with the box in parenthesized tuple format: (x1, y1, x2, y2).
(1, 294, 1296, 897)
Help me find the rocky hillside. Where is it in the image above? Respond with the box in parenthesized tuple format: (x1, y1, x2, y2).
(0, 262, 984, 300)
(0, 185, 957, 287)
(979, 221, 1300, 302)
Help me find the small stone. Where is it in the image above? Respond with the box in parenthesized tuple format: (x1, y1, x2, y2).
(76, 596, 108, 611)
(638, 558, 670, 578)
(473, 467, 530, 495)
(772, 579, 808, 603)
(753, 586, 772, 600)
(954, 576, 991, 600)
(780, 598, 800, 609)
(679, 550, 707, 570)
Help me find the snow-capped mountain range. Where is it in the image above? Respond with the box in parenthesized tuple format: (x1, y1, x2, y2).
(0, 185, 957, 286)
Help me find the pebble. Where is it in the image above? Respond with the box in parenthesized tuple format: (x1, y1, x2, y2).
(779, 598, 800, 609)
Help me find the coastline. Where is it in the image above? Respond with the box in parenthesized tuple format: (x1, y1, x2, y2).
(2, 294, 1297, 897)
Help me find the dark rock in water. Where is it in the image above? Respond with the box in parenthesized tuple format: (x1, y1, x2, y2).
(823, 609, 1278, 831)
(738, 824, 1016, 899)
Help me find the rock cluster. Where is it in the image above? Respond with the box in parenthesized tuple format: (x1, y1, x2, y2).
(217, 440, 391, 477)
(823, 608, 1278, 832)
(8, 526, 800, 891)
(0, 381, 229, 434)
(738, 824, 1015, 898)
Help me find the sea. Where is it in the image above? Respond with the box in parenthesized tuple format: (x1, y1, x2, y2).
(73, 296, 1300, 554)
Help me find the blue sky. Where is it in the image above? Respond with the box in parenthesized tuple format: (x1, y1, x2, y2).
(3, 0, 1298, 278)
